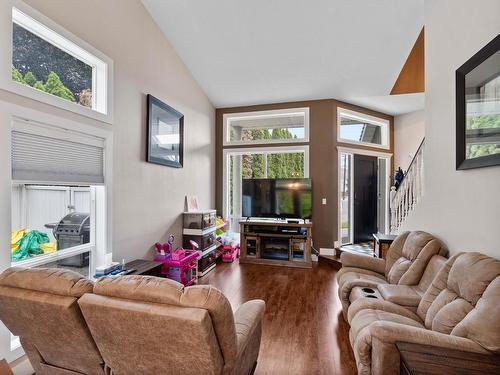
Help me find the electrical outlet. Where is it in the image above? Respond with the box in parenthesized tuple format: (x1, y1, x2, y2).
(322, 198, 327, 205)
(334, 240, 339, 248)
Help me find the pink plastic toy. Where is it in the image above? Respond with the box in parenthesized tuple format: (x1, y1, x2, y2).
(153, 237, 200, 286)
(222, 244, 240, 263)
(154, 235, 174, 256)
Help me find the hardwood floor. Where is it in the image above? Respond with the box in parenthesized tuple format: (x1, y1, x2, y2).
(199, 260, 357, 375)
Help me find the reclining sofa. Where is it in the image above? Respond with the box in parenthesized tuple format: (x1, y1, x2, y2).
(346, 251, 500, 375)
(0, 267, 265, 375)
(337, 231, 448, 318)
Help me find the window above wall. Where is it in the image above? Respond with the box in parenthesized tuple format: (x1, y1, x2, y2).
(0, 1, 113, 123)
(337, 108, 390, 149)
(223, 108, 309, 146)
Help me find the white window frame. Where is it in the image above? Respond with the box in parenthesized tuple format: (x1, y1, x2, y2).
(336, 146, 392, 246)
(0, 102, 113, 359)
(337, 107, 390, 150)
(12, 184, 95, 269)
(223, 107, 310, 146)
(222, 145, 310, 224)
(0, 0, 114, 124)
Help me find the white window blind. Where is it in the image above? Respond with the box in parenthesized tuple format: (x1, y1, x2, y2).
(12, 126, 105, 185)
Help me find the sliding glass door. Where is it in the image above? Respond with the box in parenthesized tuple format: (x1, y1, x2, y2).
(339, 153, 353, 245)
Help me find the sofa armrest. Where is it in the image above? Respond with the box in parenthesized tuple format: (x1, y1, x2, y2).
(367, 321, 489, 354)
(341, 252, 386, 275)
(234, 300, 265, 355)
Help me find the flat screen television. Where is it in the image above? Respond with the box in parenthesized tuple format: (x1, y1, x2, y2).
(242, 178, 312, 219)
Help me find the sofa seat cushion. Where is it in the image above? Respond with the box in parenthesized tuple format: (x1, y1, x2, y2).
(377, 285, 422, 307)
(350, 308, 425, 348)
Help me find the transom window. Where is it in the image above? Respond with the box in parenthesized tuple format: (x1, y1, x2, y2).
(337, 108, 390, 149)
(223, 108, 309, 145)
(1, 4, 113, 122)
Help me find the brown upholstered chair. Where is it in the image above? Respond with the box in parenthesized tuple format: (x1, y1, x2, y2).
(78, 275, 265, 375)
(336, 231, 447, 317)
(0, 267, 107, 375)
(346, 252, 500, 375)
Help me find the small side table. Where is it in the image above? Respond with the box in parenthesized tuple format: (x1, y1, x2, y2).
(124, 259, 163, 277)
(373, 233, 397, 259)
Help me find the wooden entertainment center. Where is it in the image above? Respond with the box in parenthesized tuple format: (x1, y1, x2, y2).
(239, 219, 313, 268)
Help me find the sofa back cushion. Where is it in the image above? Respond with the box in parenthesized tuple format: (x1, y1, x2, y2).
(417, 252, 500, 353)
(79, 275, 236, 373)
(0, 267, 104, 375)
(385, 231, 447, 285)
(416, 255, 448, 293)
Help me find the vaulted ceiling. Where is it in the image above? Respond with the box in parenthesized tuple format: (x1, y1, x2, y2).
(142, 0, 425, 115)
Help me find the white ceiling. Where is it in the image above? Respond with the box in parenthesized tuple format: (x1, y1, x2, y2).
(142, 0, 425, 115)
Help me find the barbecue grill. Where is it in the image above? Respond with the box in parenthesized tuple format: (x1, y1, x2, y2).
(45, 212, 90, 267)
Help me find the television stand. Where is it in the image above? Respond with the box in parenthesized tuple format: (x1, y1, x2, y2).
(239, 219, 312, 268)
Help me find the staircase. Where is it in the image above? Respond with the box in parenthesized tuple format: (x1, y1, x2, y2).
(390, 139, 425, 233)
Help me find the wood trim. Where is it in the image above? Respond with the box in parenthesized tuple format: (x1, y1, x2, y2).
(391, 28, 425, 95)
(397, 342, 500, 374)
(215, 99, 394, 249)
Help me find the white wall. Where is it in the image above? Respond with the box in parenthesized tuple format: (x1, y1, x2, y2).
(401, 0, 500, 258)
(394, 110, 425, 171)
(0, 0, 215, 361)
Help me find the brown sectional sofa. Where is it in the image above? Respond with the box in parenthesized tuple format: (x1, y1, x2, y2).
(0, 268, 265, 375)
(337, 231, 448, 318)
(346, 252, 500, 375)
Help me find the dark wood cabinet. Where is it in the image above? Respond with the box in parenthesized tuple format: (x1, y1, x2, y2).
(373, 233, 397, 259)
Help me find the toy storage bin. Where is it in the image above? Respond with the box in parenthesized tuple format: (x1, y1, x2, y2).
(157, 250, 199, 286)
(222, 245, 240, 263)
(183, 232, 215, 252)
(198, 250, 217, 274)
(183, 210, 216, 231)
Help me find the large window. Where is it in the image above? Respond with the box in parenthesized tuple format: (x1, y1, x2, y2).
(1, 3, 113, 122)
(337, 108, 390, 149)
(11, 185, 95, 278)
(223, 108, 309, 146)
(9, 118, 109, 277)
(224, 146, 309, 231)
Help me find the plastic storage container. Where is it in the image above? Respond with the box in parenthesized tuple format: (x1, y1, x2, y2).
(183, 210, 216, 231)
(198, 249, 217, 275)
(183, 232, 215, 252)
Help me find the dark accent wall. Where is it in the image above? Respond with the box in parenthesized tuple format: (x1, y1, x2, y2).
(216, 99, 394, 249)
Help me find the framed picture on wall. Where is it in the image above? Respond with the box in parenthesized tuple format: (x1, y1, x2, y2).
(456, 34, 500, 170)
(147, 94, 184, 168)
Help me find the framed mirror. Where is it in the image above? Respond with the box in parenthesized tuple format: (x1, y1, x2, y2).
(147, 94, 184, 168)
(456, 34, 500, 170)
